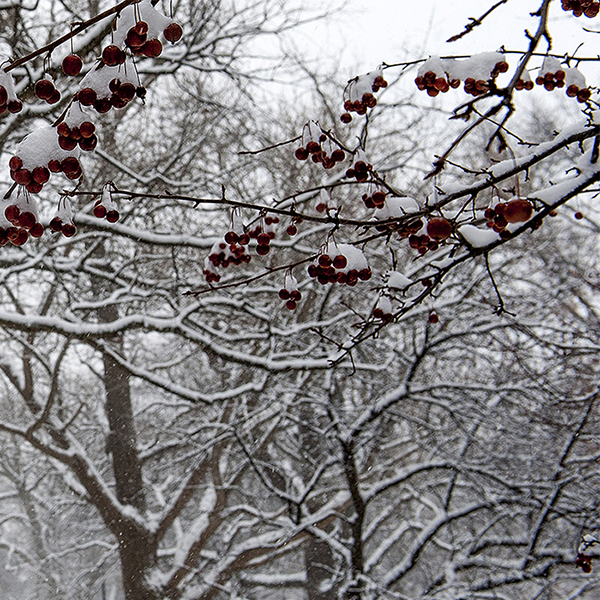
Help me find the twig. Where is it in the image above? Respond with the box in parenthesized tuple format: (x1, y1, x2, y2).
(447, 0, 509, 43)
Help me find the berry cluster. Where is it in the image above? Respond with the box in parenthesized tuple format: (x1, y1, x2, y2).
(247, 216, 277, 255)
(515, 72, 534, 91)
(562, 0, 600, 17)
(294, 121, 345, 169)
(415, 70, 460, 96)
(372, 296, 393, 323)
(278, 274, 302, 310)
(49, 197, 77, 238)
(34, 78, 61, 105)
(362, 189, 386, 209)
(534, 58, 591, 102)
(1, 195, 44, 245)
(408, 233, 440, 255)
(340, 69, 388, 122)
(345, 151, 372, 182)
(57, 104, 98, 152)
(93, 185, 120, 222)
(203, 235, 252, 283)
(484, 199, 533, 237)
(414, 54, 509, 98)
(10, 127, 82, 193)
(77, 67, 140, 113)
(0, 72, 23, 115)
(307, 243, 371, 286)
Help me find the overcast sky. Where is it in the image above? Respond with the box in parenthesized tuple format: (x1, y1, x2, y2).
(314, 0, 597, 73)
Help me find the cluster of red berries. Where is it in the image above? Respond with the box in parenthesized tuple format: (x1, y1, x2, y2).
(372, 296, 393, 323)
(246, 217, 278, 255)
(407, 218, 452, 255)
(515, 75, 534, 91)
(295, 122, 345, 170)
(314, 189, 338, 214)
(346, 152, 372, 182)
(93, 186, 120, 223)
(49, 217, 77, 237)
(415, 71, 460, 96)
(0, 83, 22, 115)
(123, 21, 164, 58)
(484, 199, 533, 237)
(203, 236, 252, 282)
(278, 275, 302, 310)
(566, 83, 591, 102)
(362, 190, 386, 209)
(562, 0, 600, 17)
(77, 78, 140, 113)
(409, 233, 439, 255)
(10, 157, 81, 192)
(340, 72, 387, 123)
(415, 59, 509, 97)
(2, 202, 44, 245)
(62, 54, 83, 77)
(535, 69, 566, 91)
(57, 120, 97, 152)
(308, 246, 372, 286)
(34, 78, 61, 105)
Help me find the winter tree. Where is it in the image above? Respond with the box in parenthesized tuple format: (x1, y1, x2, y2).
(0, 1, 599, 600)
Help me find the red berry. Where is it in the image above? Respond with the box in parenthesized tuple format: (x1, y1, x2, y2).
(7, 99, 22, 113)
(340, 113, 352, 123)
(134, 20, 149, 35)
(118, 83, 136, 102)
(426, 217, 452, 241)
(102, 45, 126, 67)
(32, 166, 50, 184)
(142, 39, 163, 58)
(5, 205, 20, 224)
(428, 311, 439, 324)
(290, 290, 302, 301)
(126, 28, 146, 49)
(256, 244, 270, 255)
(78, 88, 97, 106)
(295, 147, 309, 160)
(504, 199, 533, 223)
(286, 225, 297, 236)
(35, 79, 54, 100)
(13, 169, 32, 186)
(18, 212, 36, 229)
(9, 156, 22, 172)
(279, 288, 290, 300)
(106, 210, 119, 223)
(164, 22, 183, 43)
(47, 89, 61, 104)
(80, 122, 96, 138)
(93, 204, 107, 218)
(79, 135, 98, 151)
(61, 223, 77, 237)
(29, 223, 44, 238)
(575, 211, 584, 220)
(62, 54, 83, 76)
(257, 232, 271, 245)
(49, 217, 63, 232)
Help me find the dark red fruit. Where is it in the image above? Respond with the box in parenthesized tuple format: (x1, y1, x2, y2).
(32, 166, 50, 184)
(11, 228, 28, 246)
(428, 311, 439, 324)
(164, 22, 183, 43)
(18, 212, 36, 229)
(126, 28, 146, 49)
(13, 169, 32, 186)
(35, 79, 54, 100)
(256, 244, 270, 255)
(5, 205, 20, 224)
(29, 223, 44, 238)
(47, 89, 61, 104)
(49, 217, 63, 232)
(61, 223, 77, 237)
(78, 88, 97, 106)
(102, 45, 126, 67)
(93, 204, 107, 218)
(94, 97, 112, 113)
(504, 199, 533, 223)
(142, 39, 163, 58)
(80, 122, 96, 138)
(134, 21, 149, 35)
(118, 83, 136, 102)
(286, 225, 297, 236)
(426, 218, 452, 241)
(0, 86, 6, 105)
(59, 136, 78, 151)
(62, 54, 83, 76)
(290, 290, 302, 302)
(9, 156, 22, 172)
(257, 232, 271, 245)
(278, 289, 290, 300)
(106, 210, 119, 223)
(286, 300, 297, 310)
(79, 135, 98, 151)
(7, 99, 22, 113)
(48, 159, 62, 173)
(295, 147, 309, 160)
